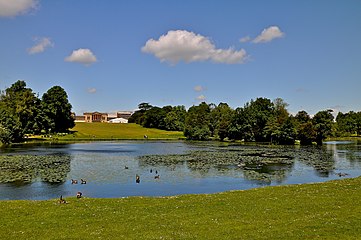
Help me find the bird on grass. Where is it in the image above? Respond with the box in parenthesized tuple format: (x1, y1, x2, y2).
(77, 192, 82, 199)
(59, 195, 66, 204)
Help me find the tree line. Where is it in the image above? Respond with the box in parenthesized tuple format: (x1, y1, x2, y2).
(0, 80, 74, 144)
(129, 98, 361, 145)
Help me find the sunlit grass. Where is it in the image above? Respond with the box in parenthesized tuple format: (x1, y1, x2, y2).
(1, 177, 361, 239)
(60, 122, 184, 140)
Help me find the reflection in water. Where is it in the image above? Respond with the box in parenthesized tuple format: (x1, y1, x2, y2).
(0, 141, 360, 200)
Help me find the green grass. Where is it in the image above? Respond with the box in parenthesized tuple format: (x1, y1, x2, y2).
(1, 177, 361, 239)
(58, 122, 184, 140)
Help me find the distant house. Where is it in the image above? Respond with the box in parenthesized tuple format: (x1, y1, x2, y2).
(74, 115, 85, 122)
(117, 111, 133, 120)
(84, 112, 108, 123)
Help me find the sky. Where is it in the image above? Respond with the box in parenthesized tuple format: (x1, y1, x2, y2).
(0, 0, 360, 116)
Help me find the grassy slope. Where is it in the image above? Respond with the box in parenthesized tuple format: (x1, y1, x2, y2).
(59, 122, 184, 140)
(1, 177, 361, 239)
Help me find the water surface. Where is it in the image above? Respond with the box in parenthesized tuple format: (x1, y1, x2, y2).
(0, 141, 360, 200)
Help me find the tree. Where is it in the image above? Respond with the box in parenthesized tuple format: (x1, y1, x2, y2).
(0, 109, 23, 143)
(294, 110, 315, 145)
(164, 106, 186, 131)
(210, 103, 233, 141)
(313, 110, 334, 145)
(41, 86, 74, 133)
(0, 80, 41, 135)
(184, 102, 211, 140)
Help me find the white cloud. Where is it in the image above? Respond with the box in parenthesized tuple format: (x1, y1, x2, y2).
(253, 26, 285, 43)
(142, 30, 247, 64)
(65, 48, 97, 65)
(27, 37, 53, 54)
(196, 95, 206, 101)
(87, 88, 97, 94)
(240, 36, 251, 43)
(0, 0, 38, 17)
(194, 85, 205, 92)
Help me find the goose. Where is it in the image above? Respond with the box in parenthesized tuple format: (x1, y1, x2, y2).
(77, 192, 82, 199)
(136, 174, 140, 184)
(59, 195, 66, 204)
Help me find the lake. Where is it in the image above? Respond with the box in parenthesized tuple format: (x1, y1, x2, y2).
(0, 140, 360, 200)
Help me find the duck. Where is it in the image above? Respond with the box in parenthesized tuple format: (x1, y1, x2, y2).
(81, 179, 87, 184)
(71, 179, 78, 184)
(124, 166, 129, 169)
(76, 192, 82, 199)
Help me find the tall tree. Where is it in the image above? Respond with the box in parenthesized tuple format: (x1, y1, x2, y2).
(294, 110, 315, 145)
(41, 86, 74, 133)
(164, 105, 186, 131)
(184, 102, 211, 140)
(313, 110, 334, 145)
(210, 102, 233, 141)
(0, 80, 40, 135)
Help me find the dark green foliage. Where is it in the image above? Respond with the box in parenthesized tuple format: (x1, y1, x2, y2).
(130, 98, 358, 145)
(336, 111, 361, 136)
(313, 110, 334, 145)
(164, 105, 186, 131)
(41, 86, 75, 133)
(0, 81, 74, 144)
(184, 102, 211, 140)
(210, 102, 233, 141)
(0, 80, 41, 135)
(0, 109, 23, 143)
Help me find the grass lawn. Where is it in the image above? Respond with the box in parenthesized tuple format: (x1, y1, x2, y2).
(58, 122, 184, 140)
(1, 177, 361, 239)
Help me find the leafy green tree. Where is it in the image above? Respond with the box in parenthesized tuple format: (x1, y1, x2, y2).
(128, 103, 154, 125)
(143, 106, 167, 129)
(0, 109, 23, 143)
(228, 107, 254, 141)
(41, 86, 74, 133)
(164, 106, 186, 131)
(313, 110, 334, 145)
(293, 110, 315, 145)
(0, 80, 41, 135)
(184, 102, 211, 140)
(210, 103, 233, 141)
(336, 111, 358, 136)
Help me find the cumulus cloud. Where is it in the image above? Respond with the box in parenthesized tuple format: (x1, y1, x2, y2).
(0, 0, 38, 17)
(27, 37, 53, 54)
(239, 36, 251, 43)
(142, 30, 247, 64)
(253, 26, 285, 43)
(87, 88, 97, 94)
(65, 48, 97, 65)
(194, 85, 205, 92)
(196, 95, 206, 101)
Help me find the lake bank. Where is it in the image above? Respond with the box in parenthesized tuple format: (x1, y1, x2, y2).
(1, 176, 360, 239)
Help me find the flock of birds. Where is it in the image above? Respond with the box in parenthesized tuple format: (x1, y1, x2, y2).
(59, 166, 160, 204)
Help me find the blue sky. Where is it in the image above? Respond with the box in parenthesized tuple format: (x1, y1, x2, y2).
(0, 0, 360, 116)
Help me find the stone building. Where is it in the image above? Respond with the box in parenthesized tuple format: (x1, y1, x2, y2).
(84, 112, 108, 123)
